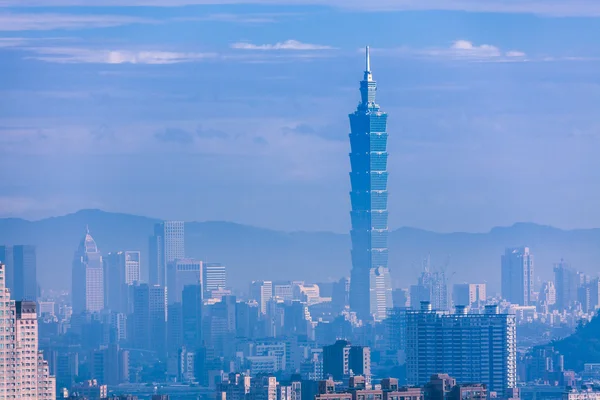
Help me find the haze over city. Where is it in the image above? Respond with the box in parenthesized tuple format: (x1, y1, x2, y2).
(4, 2, 600, 400)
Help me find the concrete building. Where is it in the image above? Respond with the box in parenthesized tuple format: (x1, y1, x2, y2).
(406, 303, 516, 398)
(0, 263, 55, 399)
(323, 340, 371, 385)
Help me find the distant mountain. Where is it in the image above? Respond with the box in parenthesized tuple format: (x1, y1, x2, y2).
(1, 209, 600, 293)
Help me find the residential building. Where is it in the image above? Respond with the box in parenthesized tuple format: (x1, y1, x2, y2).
(12, 245, 38, 301)
(406, 303, 516, 398)
(0, 263, 56, 399)
(348, 47, 390, 321)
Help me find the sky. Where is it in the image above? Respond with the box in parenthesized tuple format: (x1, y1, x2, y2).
(1, 0, 600, 233)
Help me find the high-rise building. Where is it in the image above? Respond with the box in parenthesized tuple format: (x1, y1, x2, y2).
(72, 228, 104, 313)
(132, 283, 168, 356)
(501, 247, 534, 306)
(539, 281, 557, 307)
(104, 251, 140, 313)
(348, 47, 390, 321)
(553, 260, 579, 311)
(167, 258, 202, 304)
(452, 283, 486, 308)
(149, 221, 185, 286)
(323, 340, 371, 384)
(332, 277, 350, 311)
(251, 281, 273, 315)
(182, 284, 203, 349)
(203, 263, 227, 299)
(12, 245, 38, 301)
(0, 245, 14, 292)
(369, 266, 392, 321)
(410, 269, 448, 310)
(0, 263, 56, 399)
(405, 303, 516, 398)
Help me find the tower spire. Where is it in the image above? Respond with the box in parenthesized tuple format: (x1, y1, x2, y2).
(366, 45, 371, 73)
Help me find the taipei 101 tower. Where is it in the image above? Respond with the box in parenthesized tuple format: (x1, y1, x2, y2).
(348, 47, 392, 321)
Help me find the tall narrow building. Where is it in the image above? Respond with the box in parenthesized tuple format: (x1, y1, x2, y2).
(501, 247, 534, 306)
(72, 227, 104, 313)
(149, 221, 185, 286)
(349, 46, 390, 321)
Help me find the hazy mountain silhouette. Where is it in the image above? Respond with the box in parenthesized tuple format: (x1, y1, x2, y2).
(1, 209, 599, 294)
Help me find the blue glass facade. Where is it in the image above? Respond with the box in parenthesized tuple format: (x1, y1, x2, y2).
(349, 47, 389, 320)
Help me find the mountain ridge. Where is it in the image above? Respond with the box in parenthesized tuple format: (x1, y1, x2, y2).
(1, 209, 600, 293)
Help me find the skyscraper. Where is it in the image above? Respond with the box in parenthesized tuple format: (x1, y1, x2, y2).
(72, 228, 104, 313)
(250, 280, 273, 315)
(0, 245, 38, 302)
(103, 250, 140, 313)
(0, 263, 55, 399)
(553, 260, 579, 311)
(203, 263, 227, 299)
(501, 247, 534, 306)
(406, 303, 516, 398)
(149, 221, 185, 286)
(349, 46, 390, 321)
(167, 258, 202, 304)
(452, 283, 487, 308)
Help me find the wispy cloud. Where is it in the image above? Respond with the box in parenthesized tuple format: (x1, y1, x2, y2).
(175, 12, 295, 24)
(2, 0, 600, 17)
(231, 39, 333, 51)
(0, 12, 154, 31)
(376, 40, 527, 62)
(26, 47, 217, 64)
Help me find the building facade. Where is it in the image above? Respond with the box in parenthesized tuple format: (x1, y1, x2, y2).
(72, 228, 104, 313)
(149, 221, 185, 286)
(0, 263, 55, 399)
(406, 303, 516, 398)
(203, 263, 227, 299)
(369, 266, 393, 321)
(501, 247, 534, 306)
(348, 47, 390, 321)
(167, 258, 202, 304)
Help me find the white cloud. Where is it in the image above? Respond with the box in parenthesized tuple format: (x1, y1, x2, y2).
(2, 0, 600, 17)
(27, 47, 218, 64)
(506, 50, 527, 57)
(231, 39, 333, 51)
(0, 12, 154, 31)
(378, 40, 527, 62)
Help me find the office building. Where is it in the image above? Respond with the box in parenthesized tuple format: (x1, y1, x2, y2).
(452, 283, 486, 308)
(323, 340, 371, 384)
(182, 284, 203, 349)
(251, 280, 273, 315)
(406, 303, 516, 398)
(348, 47, 390, 321)
(12, 245, 38, 301)
(167, 258, 202, 304)
(104, 251, 140, 313)
(553, 260, 579, 311)
(132, 283, 167, 356)
(203, 263, 227, 299)
(273, 281, 294, 301)
(72, 228, 104, 313)
(149, 221, 185, 286)
(0, 263, 56, 399)
(0, 245, 37, 302)
(501, 247, 534, 306)
(369, 266, 393, 321)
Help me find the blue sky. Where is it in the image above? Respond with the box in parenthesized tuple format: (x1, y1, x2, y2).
(2, 0, 600, 232)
